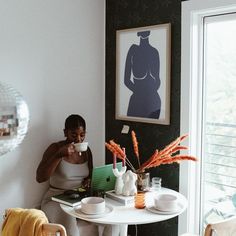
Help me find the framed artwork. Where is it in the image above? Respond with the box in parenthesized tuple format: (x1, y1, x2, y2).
(115, 23, 171, 125)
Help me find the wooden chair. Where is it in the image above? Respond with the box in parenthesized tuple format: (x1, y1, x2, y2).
(42, 223, 67, 236)
(2, 208, 67, 236)
(180, 234, 198, 236)
(204, 216, 236, 236)
(181, 216, 236, 236)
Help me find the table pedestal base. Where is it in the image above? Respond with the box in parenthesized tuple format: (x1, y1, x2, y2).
(119, 224, 128, 236)
(98, 224, 128, 236)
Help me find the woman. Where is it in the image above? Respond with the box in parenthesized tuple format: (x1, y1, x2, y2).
(36, 114, 98, 236)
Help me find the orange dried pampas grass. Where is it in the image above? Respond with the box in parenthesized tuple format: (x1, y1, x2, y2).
(131, 130, 141, 168)
(105, 131, 197, 172)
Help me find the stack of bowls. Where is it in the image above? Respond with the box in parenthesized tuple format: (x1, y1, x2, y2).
(154, 193, 179, 212)
(80, 197, 105, 215)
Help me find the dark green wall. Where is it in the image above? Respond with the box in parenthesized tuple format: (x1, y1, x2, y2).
(106, 0, 182, 235)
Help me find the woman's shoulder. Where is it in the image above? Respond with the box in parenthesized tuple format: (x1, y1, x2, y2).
(46, 140, 66, 151)
(56, 140, 67, 146)
(87, 146, 92, 154)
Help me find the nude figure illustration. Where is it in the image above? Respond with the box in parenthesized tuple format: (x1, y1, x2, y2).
(124, 30, 161, 119)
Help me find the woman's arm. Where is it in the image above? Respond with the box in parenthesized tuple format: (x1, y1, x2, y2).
(36, 143, 62, 183)
(124, 46, 135, 92)
(81, 147, 93, 188)
(36, 142, 75, 183)
(87, 146, 93, 178)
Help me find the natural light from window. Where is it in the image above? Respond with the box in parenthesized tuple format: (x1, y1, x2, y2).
(202, 13, 236, 227)
(180, 1, 236, 235)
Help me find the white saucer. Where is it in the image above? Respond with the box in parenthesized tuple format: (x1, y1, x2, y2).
(146, 203, 183, 215)
(74, 205, 113, 219)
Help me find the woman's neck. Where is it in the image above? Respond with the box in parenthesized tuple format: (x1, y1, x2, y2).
(140, 37, 149, 46)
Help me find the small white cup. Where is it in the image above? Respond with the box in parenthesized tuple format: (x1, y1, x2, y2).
(154, 193, 178, 212)
(80, 197, 105, 215)
(74, 142, 88, 152)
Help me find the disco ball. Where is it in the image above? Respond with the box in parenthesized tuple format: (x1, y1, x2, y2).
(0, 82, 29, 156)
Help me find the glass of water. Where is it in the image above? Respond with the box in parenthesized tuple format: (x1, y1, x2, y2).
(152, 177, 162, 191)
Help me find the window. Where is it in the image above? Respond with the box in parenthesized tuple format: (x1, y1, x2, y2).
(180, 0, 236, 235)
(202, 13, 236, 227)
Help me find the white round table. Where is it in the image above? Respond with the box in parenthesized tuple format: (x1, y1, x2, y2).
(61, 188, 187, 236)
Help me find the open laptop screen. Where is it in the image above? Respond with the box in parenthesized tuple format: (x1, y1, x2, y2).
(91, 162, 122, 192)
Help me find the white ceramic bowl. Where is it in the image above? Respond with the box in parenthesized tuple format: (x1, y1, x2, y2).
(80, 197, 105, 215)
(74, 142, 88, 152)
(154, 193, 178, 212)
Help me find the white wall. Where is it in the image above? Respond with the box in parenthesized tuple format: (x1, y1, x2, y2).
(0, 0, 105, 221)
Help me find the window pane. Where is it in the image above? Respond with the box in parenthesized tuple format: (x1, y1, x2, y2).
(203, 13, 236, 227)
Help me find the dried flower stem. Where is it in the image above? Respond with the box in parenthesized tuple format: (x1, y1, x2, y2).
(131, 131, 140, 168)
(138, 134, 196, 172)
(161, 155, 197, 164)
(125, 158, 136, 172)
(105, 133, 197, 173)
(109, 140, 126, 159)
(158, 134, 188, 157)
(105, 142, 117, 155)
(105, 141, 135, 171)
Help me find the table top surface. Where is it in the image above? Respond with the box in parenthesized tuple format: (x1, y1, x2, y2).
(60, 188, 187, 225)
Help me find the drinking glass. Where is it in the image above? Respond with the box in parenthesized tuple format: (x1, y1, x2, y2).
(152, 177, 162, 191)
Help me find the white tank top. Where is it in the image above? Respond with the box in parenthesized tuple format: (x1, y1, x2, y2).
(50, 160, 89, 190)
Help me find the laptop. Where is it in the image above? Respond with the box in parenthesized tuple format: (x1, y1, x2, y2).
(52, 162, 122, 206)
(91, 162, 122, 193)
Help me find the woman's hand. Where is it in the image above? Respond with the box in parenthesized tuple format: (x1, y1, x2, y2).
(58, 143, 75, 158)
(81, 178, 91, 189)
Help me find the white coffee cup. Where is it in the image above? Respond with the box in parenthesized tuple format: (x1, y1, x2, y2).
(74, 142, 88, 152)
(154, 193, 178, 212)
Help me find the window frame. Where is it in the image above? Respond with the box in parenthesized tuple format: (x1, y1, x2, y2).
(179, 0, 236, 235)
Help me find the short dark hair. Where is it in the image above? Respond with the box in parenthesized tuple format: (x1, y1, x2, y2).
(64, 114, 86, 130)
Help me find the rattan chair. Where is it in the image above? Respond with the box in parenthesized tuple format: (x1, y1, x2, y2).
(2, 208, 67, 236)
(180, 234, 197, 236)
(42, 223, 67, 236)
(181, 216, 236, 236)
(204, 216, 236, 236)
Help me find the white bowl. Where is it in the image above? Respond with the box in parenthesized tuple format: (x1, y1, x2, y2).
(80, 197, 105, 215)
(74, 142, 88, 152)
(154, 193, 178, 212)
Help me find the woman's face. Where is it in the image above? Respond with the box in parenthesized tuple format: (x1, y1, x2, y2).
(64, 126, 86, 143)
